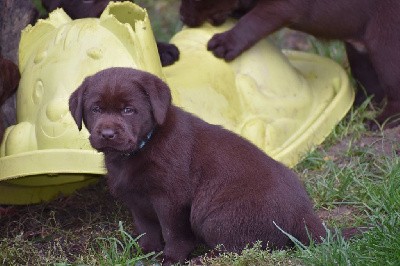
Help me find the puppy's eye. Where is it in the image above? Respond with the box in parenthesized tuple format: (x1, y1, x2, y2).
(92, 105, 102, 113)
(122, 107, 137, 115)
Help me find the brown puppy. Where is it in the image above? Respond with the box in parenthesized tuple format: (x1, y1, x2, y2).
(0, 55, 20, 141)
(69, 67, 325, 264)
(41, 0, 180, 67)
(180, 0, 400, 127)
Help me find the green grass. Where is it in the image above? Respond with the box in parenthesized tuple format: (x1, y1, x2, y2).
(135, 0, 183, 42)
(295, 163, 400, 266)
(198, 242, 300, 266)
(95, 221, 161, 265)
(308, 37, 347, 66)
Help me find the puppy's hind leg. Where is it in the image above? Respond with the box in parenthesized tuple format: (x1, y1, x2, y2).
(345, 42, 383, 105)
(192, 200, 291, 252)
(365, 16, 400, 128)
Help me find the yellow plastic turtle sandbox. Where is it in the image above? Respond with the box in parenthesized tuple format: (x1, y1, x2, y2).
(0, 2, 354, 204)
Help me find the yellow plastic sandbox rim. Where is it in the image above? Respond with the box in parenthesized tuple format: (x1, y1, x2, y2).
(273, 50, 354, 166)
(0, 149, 105, 204)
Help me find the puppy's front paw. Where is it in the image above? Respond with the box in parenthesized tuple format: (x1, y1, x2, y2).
(157, 42, 180, 67)
(161, 256, 176, 266)
(207, 32, 242, 61)
(138, 237, 164, 254)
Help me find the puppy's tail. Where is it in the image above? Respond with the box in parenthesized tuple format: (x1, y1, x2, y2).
(274, 221, 370, 250)
(341, 226, 370, 240)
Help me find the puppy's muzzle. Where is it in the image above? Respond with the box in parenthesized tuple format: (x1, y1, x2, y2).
(90, 120, 138, 153)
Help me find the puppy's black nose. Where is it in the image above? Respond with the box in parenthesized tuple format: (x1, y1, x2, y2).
(101, 128, 116, 140)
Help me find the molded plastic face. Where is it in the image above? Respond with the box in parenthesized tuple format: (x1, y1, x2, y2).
(0, 2, 163, 204)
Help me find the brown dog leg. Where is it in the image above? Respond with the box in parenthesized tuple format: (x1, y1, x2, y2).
(0, 56, 20, 141)
(207, 1, 294, 61)
(365, 16, 400, 127)
(345, 42, 383, 105)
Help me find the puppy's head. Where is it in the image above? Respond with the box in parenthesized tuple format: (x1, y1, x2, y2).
(180, 0, 253, 27)
(69, 67, 171, 154)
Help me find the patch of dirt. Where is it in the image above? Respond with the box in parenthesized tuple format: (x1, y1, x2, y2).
(0, 179, 134, 264)
(328, 126, 400, 160)
(317, 205, 366, 228)
(318, 205, 357, 221)
(311, 125, 400, 233)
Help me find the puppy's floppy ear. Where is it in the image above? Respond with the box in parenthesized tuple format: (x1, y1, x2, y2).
(69, 80, 87, 131)
(139, 75, 172, 125)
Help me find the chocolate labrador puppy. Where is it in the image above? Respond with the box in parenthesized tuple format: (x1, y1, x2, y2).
(41, 0, 180, 66)
(0, 55, 20, 141)
(180, 0, 400, 127)
(69, 67, 325, 264)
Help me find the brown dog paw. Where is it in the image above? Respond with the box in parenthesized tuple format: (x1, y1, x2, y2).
(161, 256, 175, 266)
(157, 42, 180, 67)
(207, 32, 243, 61)
(138, 238, 164, 254)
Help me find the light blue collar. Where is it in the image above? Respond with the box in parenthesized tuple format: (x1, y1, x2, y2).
(123, 129, 154, 157)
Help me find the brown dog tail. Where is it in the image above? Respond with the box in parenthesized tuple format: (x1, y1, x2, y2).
(274, 220, 370, 250)
(341, 226, 370, 240)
